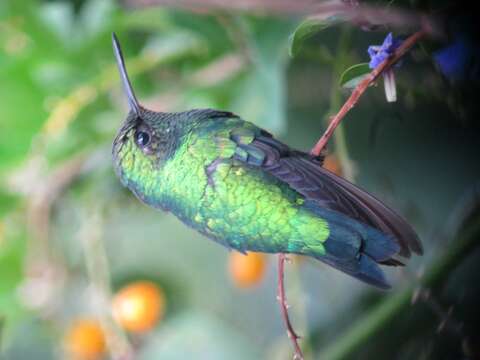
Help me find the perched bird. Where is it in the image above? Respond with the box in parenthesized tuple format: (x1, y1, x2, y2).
(111, 34, 422, 289)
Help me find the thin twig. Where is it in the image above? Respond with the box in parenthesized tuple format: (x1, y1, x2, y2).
(310, 29, 426, 156)
(277, 254, 304, 360)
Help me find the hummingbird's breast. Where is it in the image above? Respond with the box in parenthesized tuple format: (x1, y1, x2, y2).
(155, 137, 330, 254)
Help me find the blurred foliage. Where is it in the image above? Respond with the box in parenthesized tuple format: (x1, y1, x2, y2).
(1, 0, 480, 359)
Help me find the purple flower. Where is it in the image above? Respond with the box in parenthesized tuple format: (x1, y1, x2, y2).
(368, 33, 403, 69)
(367, 33, 404, 102)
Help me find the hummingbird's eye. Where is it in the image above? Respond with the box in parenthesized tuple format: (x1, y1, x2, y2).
(135, 130, 151, 148)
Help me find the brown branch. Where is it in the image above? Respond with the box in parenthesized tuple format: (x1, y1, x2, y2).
(310, 29, 426, 156)
(277, 254, 304, 360)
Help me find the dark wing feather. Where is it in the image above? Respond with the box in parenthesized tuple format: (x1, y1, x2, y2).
(233, 130, 423, 259)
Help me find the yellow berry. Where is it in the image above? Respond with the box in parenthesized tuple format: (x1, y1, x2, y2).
(229, 251, 267, 288)
(112, 281, 165, 333)
(64, 318, 106, 360)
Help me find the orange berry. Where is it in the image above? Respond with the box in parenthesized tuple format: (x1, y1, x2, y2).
(323, 154, 343, 177)
(64, 318, 106, 360)
(229, 251, 267, 288)
(112, 281, 165, 333)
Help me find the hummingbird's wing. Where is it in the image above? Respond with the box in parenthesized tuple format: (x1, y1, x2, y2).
(229, 126, 423, 259)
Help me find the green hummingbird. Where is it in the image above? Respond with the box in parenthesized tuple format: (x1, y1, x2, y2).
(111, 34, 422, 289)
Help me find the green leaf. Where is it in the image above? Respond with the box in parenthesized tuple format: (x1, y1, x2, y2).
(289, 16, 338, 57)
(339, 63, 371, 89)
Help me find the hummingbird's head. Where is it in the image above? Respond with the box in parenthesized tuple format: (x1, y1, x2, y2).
(111, 34, 178, 203)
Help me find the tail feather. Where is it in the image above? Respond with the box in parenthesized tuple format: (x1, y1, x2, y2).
(355, 255, 391, 289)
(379, 258, 405, 266)
(362, 226, 400, 262)
(289, 155, 423, 257)
(308, 163, 423, 257)
(303, 202, 401, 289)
(315, 253, 391, 290)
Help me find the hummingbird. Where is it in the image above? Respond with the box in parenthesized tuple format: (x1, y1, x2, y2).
(111, 34, 422, 289)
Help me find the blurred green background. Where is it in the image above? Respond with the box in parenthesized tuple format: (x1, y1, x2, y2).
(1, 0, 480, 359)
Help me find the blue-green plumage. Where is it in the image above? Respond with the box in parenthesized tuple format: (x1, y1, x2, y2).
(111, 34, 423, 290)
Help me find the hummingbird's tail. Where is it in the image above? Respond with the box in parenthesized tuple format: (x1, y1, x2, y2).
(303, 201, 402, 289)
